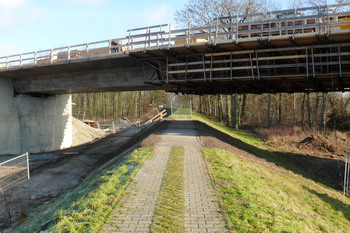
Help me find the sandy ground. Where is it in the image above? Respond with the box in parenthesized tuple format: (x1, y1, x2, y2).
(72, 117, 107, 147)
(0, 125, 142, 227)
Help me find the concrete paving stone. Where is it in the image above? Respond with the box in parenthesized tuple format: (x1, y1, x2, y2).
(106, 122, 228, 233)
(105, 146, 171, 232)
(184, 145, 228, 233)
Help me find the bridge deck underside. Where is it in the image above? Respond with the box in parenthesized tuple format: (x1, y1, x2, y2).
(131, 31, 350, 94)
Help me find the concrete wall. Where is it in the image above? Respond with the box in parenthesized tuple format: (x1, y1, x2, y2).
(0, 78, 72, 155)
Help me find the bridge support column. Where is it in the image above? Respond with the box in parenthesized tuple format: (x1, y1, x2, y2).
(0, 79, 72, 155)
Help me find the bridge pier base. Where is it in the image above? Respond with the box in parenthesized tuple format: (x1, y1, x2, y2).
(0, 79, 72, 155)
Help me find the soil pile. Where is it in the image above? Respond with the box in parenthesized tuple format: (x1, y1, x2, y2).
(296, 133, 348, 158)
(255, 127, 349, 159)
(72, 117, 107, 146)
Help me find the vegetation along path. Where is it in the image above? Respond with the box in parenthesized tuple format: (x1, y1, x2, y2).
(105, 120, 227, 232)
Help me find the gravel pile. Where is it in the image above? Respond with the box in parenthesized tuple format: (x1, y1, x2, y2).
(72, 117, 107, 146)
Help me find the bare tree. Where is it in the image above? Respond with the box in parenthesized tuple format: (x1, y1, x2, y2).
(288, 0, 306, 9)
(175, 0, 276, 29)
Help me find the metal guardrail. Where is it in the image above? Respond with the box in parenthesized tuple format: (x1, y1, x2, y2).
(0, 3, 349, 72)
(0, 153, 30, 192)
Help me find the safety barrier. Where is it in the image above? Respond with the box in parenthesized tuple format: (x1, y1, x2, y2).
(0, 153, 30, 192)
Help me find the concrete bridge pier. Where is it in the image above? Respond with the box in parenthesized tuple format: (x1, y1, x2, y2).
(0, 78, 72, 155)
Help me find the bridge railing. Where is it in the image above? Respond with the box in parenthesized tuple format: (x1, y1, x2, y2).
(0, 3, 349, 72)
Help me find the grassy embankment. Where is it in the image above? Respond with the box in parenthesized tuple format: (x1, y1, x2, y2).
(186, 111, 350, 232)
(203, 148, 350, 232)
(191, 111, 346, 188)
(10, 146, 155, 233)
(150, 146, 185, 233)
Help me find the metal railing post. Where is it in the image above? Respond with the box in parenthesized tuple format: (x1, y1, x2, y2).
(128, 29, 131, 52)
(86, 43, 89, 59)
(6, 56, 9, 70)
(160, 24, 163, 46)
(19, 54, 22, 68)
(215, 17, 219, 45)
(344, 150, 349, 195)
(34, 51, 37, 66)
(318, 5, 321, 36)
(67, 46, 71, 60)
(186, 23, 191, 46)
(236, 14, 239, 43)
(168, 23, 171, 48)
(268, 12, 272, 40)
(50, 49, 54, 65)
(26, 152, 30, 180)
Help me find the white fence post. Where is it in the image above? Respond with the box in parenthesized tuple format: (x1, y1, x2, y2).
(344, 150, 350, 195)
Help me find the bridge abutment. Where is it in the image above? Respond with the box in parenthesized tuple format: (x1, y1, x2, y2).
(0, 79, 72, 154)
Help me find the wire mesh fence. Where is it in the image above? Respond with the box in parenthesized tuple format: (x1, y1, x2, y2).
(0, 153, 30, 192)
(344, 150, 350, 196)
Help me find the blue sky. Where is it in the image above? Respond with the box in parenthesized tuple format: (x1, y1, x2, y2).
(0, 0, 192, 56)
(0, 0, 337, 57)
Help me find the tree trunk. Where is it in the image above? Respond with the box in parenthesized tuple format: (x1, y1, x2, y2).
(321, 93, 327, 131)
(217, 95, 223, 121)
(241, 94, 247, 125)
(293, 93, 296, 125)
(232, 95, 238, 129)
(267, 94, 272, 128)
(306, 93, 312, 128)
(313, 93, 320, 128)
(278, 93, 282, 125)
(301, 93, 306, 127)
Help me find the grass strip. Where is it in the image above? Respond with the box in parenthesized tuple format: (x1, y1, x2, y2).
(191, 111, 265, 148)
(150, 146, 185, 233)
(10, 146, 154, 233)
(202, 148, 350, 233)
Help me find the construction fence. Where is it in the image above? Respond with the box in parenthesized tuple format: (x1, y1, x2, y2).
(0, 153, 30, 192)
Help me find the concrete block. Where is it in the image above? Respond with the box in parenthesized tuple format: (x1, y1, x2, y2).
(0, 78, 72, 154)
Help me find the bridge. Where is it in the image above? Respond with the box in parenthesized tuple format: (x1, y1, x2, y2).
(0, 3, 350, 154)
(1, 3, 350, 95)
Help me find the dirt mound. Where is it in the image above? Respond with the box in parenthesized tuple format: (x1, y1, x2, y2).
(72, 118, 107, 146)
(255, 127, 349, 159)
(296, 133, 348, 158)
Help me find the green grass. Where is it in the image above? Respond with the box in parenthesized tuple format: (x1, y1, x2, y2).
(169, 108, 192, 120)
(150, 146, 185, 233)
(10, 146, 154, 233)
(192, 112, 264, 148)
(202, 148, 350, 233)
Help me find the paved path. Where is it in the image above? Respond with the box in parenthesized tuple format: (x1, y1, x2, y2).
(105, 146, 171, 233)
(184, 146, 227, 233)
(106, 121, 227, 232)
